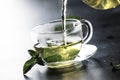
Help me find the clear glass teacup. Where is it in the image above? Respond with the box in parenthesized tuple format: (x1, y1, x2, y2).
(31, 19, 93, 69)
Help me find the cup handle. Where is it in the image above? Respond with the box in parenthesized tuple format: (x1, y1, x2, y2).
(81, 19, 93, 44)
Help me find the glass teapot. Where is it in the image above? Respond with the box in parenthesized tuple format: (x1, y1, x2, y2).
(83, 0, 120, 10)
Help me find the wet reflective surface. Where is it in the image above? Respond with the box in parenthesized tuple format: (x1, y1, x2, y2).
(24, 44, 120, 80)
(24, 58, 120, 80)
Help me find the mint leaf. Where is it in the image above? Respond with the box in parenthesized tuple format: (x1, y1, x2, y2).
(23, 58, 36, 74)
(111, 62, 120, 72)
(28, 50, 38, 57)
(36, 57, 44, 65)
(23, 49, 45, 74)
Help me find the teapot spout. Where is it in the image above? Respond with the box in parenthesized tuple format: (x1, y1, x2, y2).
(82, 0, 120, 10)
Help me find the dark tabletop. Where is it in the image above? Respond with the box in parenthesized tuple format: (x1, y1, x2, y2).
(1, 0, 120, 80)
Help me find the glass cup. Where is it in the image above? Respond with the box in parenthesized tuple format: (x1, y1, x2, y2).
(31, 19, 93, 69)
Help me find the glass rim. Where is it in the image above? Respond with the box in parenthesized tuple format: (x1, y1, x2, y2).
(31, 19, 81, 34)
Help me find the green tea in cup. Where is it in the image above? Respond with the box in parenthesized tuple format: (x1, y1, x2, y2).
(31, 19, 93, 68)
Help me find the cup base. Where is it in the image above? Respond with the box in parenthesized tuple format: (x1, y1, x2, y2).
(46, 60, 83, 69)
(46, 60, 83, 73)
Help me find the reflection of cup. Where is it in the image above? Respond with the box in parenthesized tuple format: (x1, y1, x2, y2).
(31, 19, 93, 69)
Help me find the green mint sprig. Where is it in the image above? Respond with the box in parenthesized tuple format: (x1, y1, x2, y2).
(23, 49, 44, 74)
